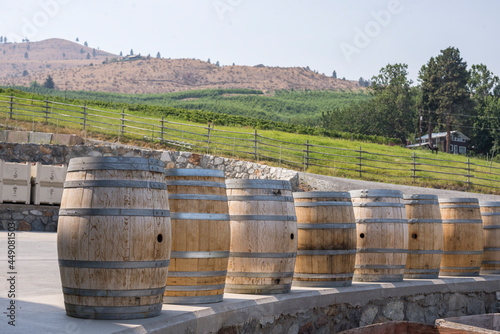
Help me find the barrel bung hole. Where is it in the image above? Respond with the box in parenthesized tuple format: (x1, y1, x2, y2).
(412, 233, 418, 239)
(157, 234, 163, 243)
(290, 233, 294, 240)
(360, 233, 365, 239)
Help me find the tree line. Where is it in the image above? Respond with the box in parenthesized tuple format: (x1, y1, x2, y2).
(321, 47, 500, 156)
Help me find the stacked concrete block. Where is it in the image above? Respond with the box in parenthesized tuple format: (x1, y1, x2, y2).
(30, 162, 67, 205)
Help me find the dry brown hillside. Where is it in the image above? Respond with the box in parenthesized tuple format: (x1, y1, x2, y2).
(0, 38, 359, 93)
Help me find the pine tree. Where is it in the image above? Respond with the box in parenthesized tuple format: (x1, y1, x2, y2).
(332, 70, 337, 79)
(130, 49, 134, 55)
(76, 37, 79, 42)
(24, 51, 28, 58)
(156, 52, 161, 59)
(92, 48, 96, 57)
(43, 75, 55, 89)
(84, 41, 88, 47)
(86, 53, 90, 59)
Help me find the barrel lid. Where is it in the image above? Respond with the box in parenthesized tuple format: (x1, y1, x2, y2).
(438, 198, 479, 203)
(292, 191, 351, 199)
(479, 201, 500, 207)
(67, 157, 164, 173)
(226, 179, 292, 190)
(403, 194, 438, 200)
(164, 168, 225, 178)
(349, 189, 403, 198)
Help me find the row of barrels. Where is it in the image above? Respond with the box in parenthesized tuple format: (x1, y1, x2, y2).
(56, 157, 498, 320)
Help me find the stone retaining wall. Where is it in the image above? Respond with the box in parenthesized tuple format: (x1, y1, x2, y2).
(0, 204, 59, 231)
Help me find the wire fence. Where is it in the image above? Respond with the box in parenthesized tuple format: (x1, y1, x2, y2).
(0, 94, 499, 193)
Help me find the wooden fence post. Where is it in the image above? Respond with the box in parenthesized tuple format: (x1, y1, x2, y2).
(82, 104, 87, 131)
(358, 146, 362, 178)
(412, 152, 416, 184)
(44, 100, 50, 124)
(467, 158, 471, 190)
(160, 116, 164, 143)
(206, 123, 211, 154)
(9, 94, 13, 119)
(305, 140, 310, 170)
(254, 129, 258, 161)
(120, 110, 125, 138)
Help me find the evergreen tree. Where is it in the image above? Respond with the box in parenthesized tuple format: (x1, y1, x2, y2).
(332, 70, 337, 79)
(156, 52, 161, 59)
(76, 37, 79, 42)
(207, 58, 211, 64)
(86, 53, 90, 59)
(130, 49, 134, 55)
(120, 51, 123, 57)
(215, 60, 220, 67)
(0, 36, 3, 43)
(43, 75, 55, 89)
(4, 37, 7, 44)
(80, 48, 84, 54)
(92, 48, 96, 57)
(84, 41, 88, 47)
(24, 51, 28, 58)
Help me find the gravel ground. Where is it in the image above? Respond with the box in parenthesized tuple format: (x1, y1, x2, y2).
(299, 172, 500, 202)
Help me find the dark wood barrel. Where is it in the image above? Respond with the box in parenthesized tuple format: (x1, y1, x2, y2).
(57, 157, 171, 320)
(164, 168, 230, 304)
(439, 198, 483, 277)
(349, 189, 408, 282)
(292, 191, 356, 287)
(479, 202, 500, 274)
(225, 179, 297, 294)
(403, 194, 443, 279)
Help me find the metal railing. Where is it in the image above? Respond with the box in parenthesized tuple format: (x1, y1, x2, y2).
(0, 94, 499, 192)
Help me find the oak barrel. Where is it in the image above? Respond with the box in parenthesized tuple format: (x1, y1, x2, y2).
(403, 194, 443, 279)
(225, 179, 297, 294)
(57, 157, 171, 320)
(479, 202, 500, 274)
(292, 191, 356, 287)
(439, 198, 483, 276)
(164, 168, 230, 304)
(349, 189, 408, 282)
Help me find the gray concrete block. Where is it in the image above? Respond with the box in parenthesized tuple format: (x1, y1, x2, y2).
(29, 131, 53, 144)
(7, 130, 29, 143)
(0, 129, 7, 142)
(51, 133, 83, 145)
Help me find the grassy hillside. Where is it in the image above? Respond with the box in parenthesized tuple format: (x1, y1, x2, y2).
(4, 86, 371, 126)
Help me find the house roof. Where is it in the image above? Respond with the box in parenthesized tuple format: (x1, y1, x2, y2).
(419, 130, 470, 141)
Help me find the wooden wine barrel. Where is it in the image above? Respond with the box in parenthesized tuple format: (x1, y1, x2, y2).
(439, 198, 483, 277)
(57, 157, 171, 320)
(164, 168, 230, 304)
(349, 189, 408, 282)
(292, 191, 356, 287)
(225, 179, 297, 294)
(479, 202, 500, 274)
(403, 194, 443, 279)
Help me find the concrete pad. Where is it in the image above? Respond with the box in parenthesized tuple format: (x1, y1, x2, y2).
(1, 232, 499, 334)
(6, 131, 29, 143)
(29, 132, 53, 145)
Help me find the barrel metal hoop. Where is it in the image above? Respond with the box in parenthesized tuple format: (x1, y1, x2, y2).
(164, 284, 225, 292)
(352, 203, 405, 208)
(293, 273, 354, 279)
(230, 215, 296, 221)
(63, 180, 167, 190)
(479, 202, 500, 207)
(356, 248, 409, 254)
(355, 264, 406, 269)
(405, 269, 440, 273)
(407, 250, 443, 254)
(165, 180, 226, 188)
(168, 194, 228, 201)
(163, 295, 223, 304)
(225, 179, 292, 190)
(58, 259, 170, 269)
(292, 191, 351, 199)
(62, 286, 166, 297)
(484, 247, 500, 251)
(349, 189, 403, 198)
(170, 251, 230, 259)
(230, 252, 296, 258)
(404, 200, 439, 205)
(297, 223, 356, 229)
(59, 208, 170, 217)
(164, 168, 225, 178)
(403, 194, 438, 200)
(440, 266, 481, 270)
(68, 157, 164, 173)
(441, 219, 483, 224)
(440, 205, 480, 209)
(442, 250, 483, 255)
(227, 271, 294, 278)
(482, 261, 500, 264)
(170, 213, 230, 221)
(227, 195, 294, 202)
(408, 219, 442, 224)
(294, 201, 352, 207)
(167, 270, 228, 277)
(481, 213, 500, 216)
(483, 225, 500, 229)
(297, 249, 356, 256)
(439, 198, 479, 203)
(64, 303, 162, 316)
(356, 219, 407, 224)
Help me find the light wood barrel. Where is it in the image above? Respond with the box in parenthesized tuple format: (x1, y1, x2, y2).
(403, 194, 443, 279)
(349, 189, 408, 282)
(225, 179, 297, 294)
(164, 169, 230, 304)
(439, 198, 483, 277)
(292, 192, 356, 287)
(479, 202, 500, 274)
(57, 157, 171, 320)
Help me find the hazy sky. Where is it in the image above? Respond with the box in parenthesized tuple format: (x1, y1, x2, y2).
(2, 0, 499, 84)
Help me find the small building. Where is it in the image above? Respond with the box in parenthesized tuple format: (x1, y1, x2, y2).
(408, 131, 470, 154)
